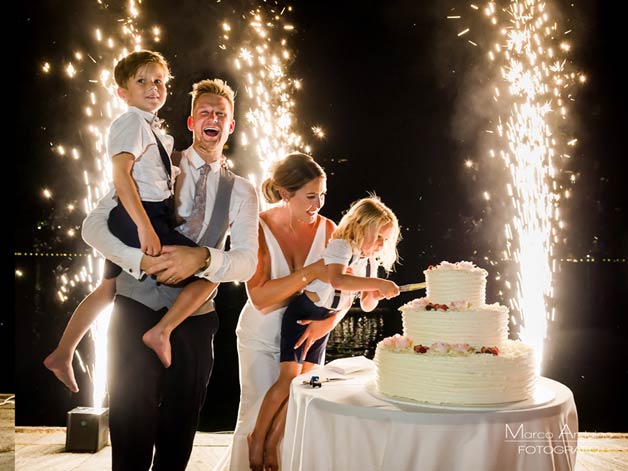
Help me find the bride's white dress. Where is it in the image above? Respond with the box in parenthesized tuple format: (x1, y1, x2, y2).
(214, 217, 327, 471)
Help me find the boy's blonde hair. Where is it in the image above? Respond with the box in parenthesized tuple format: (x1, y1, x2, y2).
(333, 195, 400, 272)
(190, 79, 236, 115)
(114, 50, 172, 88)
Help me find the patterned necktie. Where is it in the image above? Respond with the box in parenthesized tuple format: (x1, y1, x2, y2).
(180, 164, 210, 242)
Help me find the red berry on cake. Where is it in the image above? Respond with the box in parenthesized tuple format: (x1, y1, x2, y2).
(480, 346, 500, 356)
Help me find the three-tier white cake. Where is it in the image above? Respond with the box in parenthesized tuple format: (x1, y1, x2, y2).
(374, 261, 536, 405)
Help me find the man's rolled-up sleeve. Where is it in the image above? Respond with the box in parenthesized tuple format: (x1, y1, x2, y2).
(81, 189, 144, 279)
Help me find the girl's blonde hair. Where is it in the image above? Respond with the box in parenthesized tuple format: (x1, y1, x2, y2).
(333, 196, 400, 272)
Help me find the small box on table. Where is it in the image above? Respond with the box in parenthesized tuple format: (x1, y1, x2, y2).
(65, 406, 109, 453)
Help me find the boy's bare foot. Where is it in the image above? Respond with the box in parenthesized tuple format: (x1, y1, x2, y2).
(247, 432, 264, 471)
(43, 350, 79, 393)
(264, 442, 280, 471)
(142, 327, 172, 368)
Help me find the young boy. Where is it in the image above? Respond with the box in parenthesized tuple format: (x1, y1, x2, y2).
(44, 50, 217, 391)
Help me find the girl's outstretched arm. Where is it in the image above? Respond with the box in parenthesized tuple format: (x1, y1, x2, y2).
(328, 263, 399, 298)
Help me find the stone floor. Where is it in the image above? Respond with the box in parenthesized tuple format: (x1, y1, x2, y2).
(0, 395, 15, 471)
(13, 427, 230, 471)
(8, 429, 628, 470)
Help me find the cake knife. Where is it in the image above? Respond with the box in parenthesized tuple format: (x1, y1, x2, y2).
(302, 375, 350, 388)
(398, 282, 426, 292)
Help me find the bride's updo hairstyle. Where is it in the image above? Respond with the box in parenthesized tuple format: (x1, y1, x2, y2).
(261, 152, 326, 204)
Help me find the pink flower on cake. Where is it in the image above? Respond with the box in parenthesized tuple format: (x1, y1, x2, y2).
(449, 300, 470, 311)
(382, 334, 413, 351)
(456, 261, 476, 270)
(451, 343, 473, 353)
(430, 341, 451, 353)
(407, 298, 430, 308)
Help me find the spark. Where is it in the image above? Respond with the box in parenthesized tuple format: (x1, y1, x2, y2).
(66, 63, 76, 78)
(311, 126, 325, 139)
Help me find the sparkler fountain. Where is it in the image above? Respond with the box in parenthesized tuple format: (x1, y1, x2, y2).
(41, 0, 159, 414)
(452, 1, 583, 373)
(218, 3, 319, 208)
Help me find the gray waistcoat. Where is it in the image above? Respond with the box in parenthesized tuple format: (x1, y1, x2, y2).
(115, 166, 235, 314)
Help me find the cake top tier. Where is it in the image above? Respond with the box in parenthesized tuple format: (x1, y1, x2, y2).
(422, 260, 487, 275)
(424, 260, 487, 306)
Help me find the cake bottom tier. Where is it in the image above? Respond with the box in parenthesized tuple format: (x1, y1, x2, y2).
(374, 339, 536, 405)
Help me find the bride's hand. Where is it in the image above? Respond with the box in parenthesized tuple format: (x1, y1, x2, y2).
(294, 315, 337, 362)
(304, 259, 328, 283)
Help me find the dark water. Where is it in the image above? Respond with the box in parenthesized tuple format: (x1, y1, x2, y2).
(12, 258, 628, 433)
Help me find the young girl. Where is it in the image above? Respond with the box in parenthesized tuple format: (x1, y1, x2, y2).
(248, 196, 401, 471)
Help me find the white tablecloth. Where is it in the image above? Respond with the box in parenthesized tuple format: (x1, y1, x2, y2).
(282, 359, 578, 471)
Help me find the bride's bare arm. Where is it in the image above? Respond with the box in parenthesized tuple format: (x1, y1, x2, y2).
(246, 229, 326, 312)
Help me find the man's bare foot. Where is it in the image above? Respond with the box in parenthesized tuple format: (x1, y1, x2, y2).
(43, 350, 79, 393)
(264, 442, 280, 471)
(247, 432, 265, 471)
(142, 327, 172, 368)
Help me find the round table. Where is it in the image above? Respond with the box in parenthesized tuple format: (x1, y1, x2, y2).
(282, 359, 578, 471)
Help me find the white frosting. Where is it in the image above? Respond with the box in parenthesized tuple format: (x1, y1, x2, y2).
(374, 340, 536, 404)
(424, 261, 487, 307)
(401, 302, 509, 347)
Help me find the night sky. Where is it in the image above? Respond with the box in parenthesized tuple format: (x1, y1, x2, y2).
(11, 0, 627, 431)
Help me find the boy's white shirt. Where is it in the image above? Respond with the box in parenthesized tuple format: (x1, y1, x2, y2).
(107, 106, 177, 202)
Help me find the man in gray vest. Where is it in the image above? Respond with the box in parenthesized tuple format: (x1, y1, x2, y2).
(82, 79, 259, 471)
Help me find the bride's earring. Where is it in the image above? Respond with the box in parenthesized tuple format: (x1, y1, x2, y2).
(286, 199, 295, 232)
